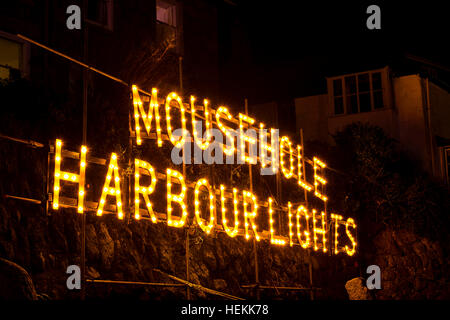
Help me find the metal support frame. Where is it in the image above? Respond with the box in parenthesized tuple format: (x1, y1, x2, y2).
(244, 98, 260, 300)
(5, 35, 332, 300)
(81, 0, 88, 300)
(301, 129, 315, 300)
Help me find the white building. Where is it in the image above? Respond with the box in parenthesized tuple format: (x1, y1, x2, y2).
(295, 66, 450, 184)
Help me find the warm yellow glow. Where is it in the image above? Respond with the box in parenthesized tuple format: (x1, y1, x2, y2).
(313, 157, 328, 202)
(132, 85, 163, 147)
(220, 185, 239, 237)
(269, 197, 286, 246)
(330, 213, 343, 254)
(97, 153, 124, 219)
(165, 92, 187, 148)
(191, 97, 213, 150)
(296, 205, 311, 249)
(238, 113, 256, 164)
(243, 190, 260, 241)
(280, 136, 294, 179)
(259, 125, 278, 173)
(194, 178, 215, 234)
(312, 210, 327, 252)
(215, 107, 235, 155)
(288, 202, 294, 247)
(52, 139, 87, 214)
(78, 145, 87, 213)
(297, 144, 312, 191)
(166, 168, 188, 227)
(134, 159, 158, 222)
(345, 217, 357, 256)
(49, 84, 360, 258)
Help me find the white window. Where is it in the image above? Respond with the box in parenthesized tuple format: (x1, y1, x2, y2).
(156, 0, 177, 27)
(87, 0, 114, 30)
(155, 0, 181, 53)
(328, 68, 389, 115)
(0, 31, 29, 80)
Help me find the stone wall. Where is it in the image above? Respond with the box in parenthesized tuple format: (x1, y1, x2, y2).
(0, 199, 358, 300)
(369, 228, 449, 299)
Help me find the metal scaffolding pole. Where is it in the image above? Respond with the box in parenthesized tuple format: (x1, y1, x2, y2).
(301, 129, 314, 300)
(81, 0, 88, 300)
(245, 98, 260, 300)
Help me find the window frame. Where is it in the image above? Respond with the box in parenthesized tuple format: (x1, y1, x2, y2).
(156, 0, 177, 27)
(328, 67, 390, 116)
(86, 0, 114, 31)
(0, 30, 30, 79)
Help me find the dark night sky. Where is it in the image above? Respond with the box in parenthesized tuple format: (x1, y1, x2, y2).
(218, 1, 449, 105)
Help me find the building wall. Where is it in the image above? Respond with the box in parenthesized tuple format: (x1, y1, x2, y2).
(430, 81, 450, 139)
(328, 108, 397, 145)
(182, 0, 220, 99)
(294, 73, 450, 176)
(294, 94, 328, 142)
(249, 101, 278, 128)
(429, 81, 450, 180)
(393, 75, 429, 171)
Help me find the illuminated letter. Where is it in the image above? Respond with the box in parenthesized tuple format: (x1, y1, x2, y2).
(259, 124, 280, 175)
(191, 97, 212, 150)
(52, 139, 87, 214)
(330, 213, 343, 254)
(194, 178, 215, 234)
(288, 202, 294, 246)
(132, 86, 162, 146)
(296, 205, 311, 249)
(312, 210, 327, 252)
(279, 136, 294, 179)
(269, 198, 285, 245)
(165, 92, 187, 148)
(313, 157, 328, 202)
(220, 185, 239, 237)
(297, 145, 312, 191)
(97, 153, 124, 219)
(134, 159, 157, 221)
(216, 107, 235, 156)
(345, 217, 357, 256)
(166, 168, 188, 227)
(238, 113, 257, 164)
(243, 190, 260, 241)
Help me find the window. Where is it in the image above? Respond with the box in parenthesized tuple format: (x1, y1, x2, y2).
(156, 0, 177, 27)
(0, 32, 28, 80)
(156, 0, 180, 53)
(445, 147, 450, 185)
(87, 0, 114, 30)
(330, 69, 387, 115)
(333, 79, 344, 114)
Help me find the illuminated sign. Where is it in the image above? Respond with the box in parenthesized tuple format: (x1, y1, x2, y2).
(51, 85, 357, 256)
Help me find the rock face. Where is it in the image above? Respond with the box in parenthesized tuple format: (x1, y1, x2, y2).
(345, 277, 372, 300)
(0, 258, 37, 300)
(2, 197, 448, 300)
(0, 201, 359, 300)
(370, 228, 450, 299)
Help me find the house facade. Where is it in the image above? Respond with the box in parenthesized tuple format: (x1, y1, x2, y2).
(0, 0, 221, 96)
(295, 66, 450, 184)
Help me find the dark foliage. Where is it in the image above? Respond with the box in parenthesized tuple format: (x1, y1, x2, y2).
(332, 122, 450, 245)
